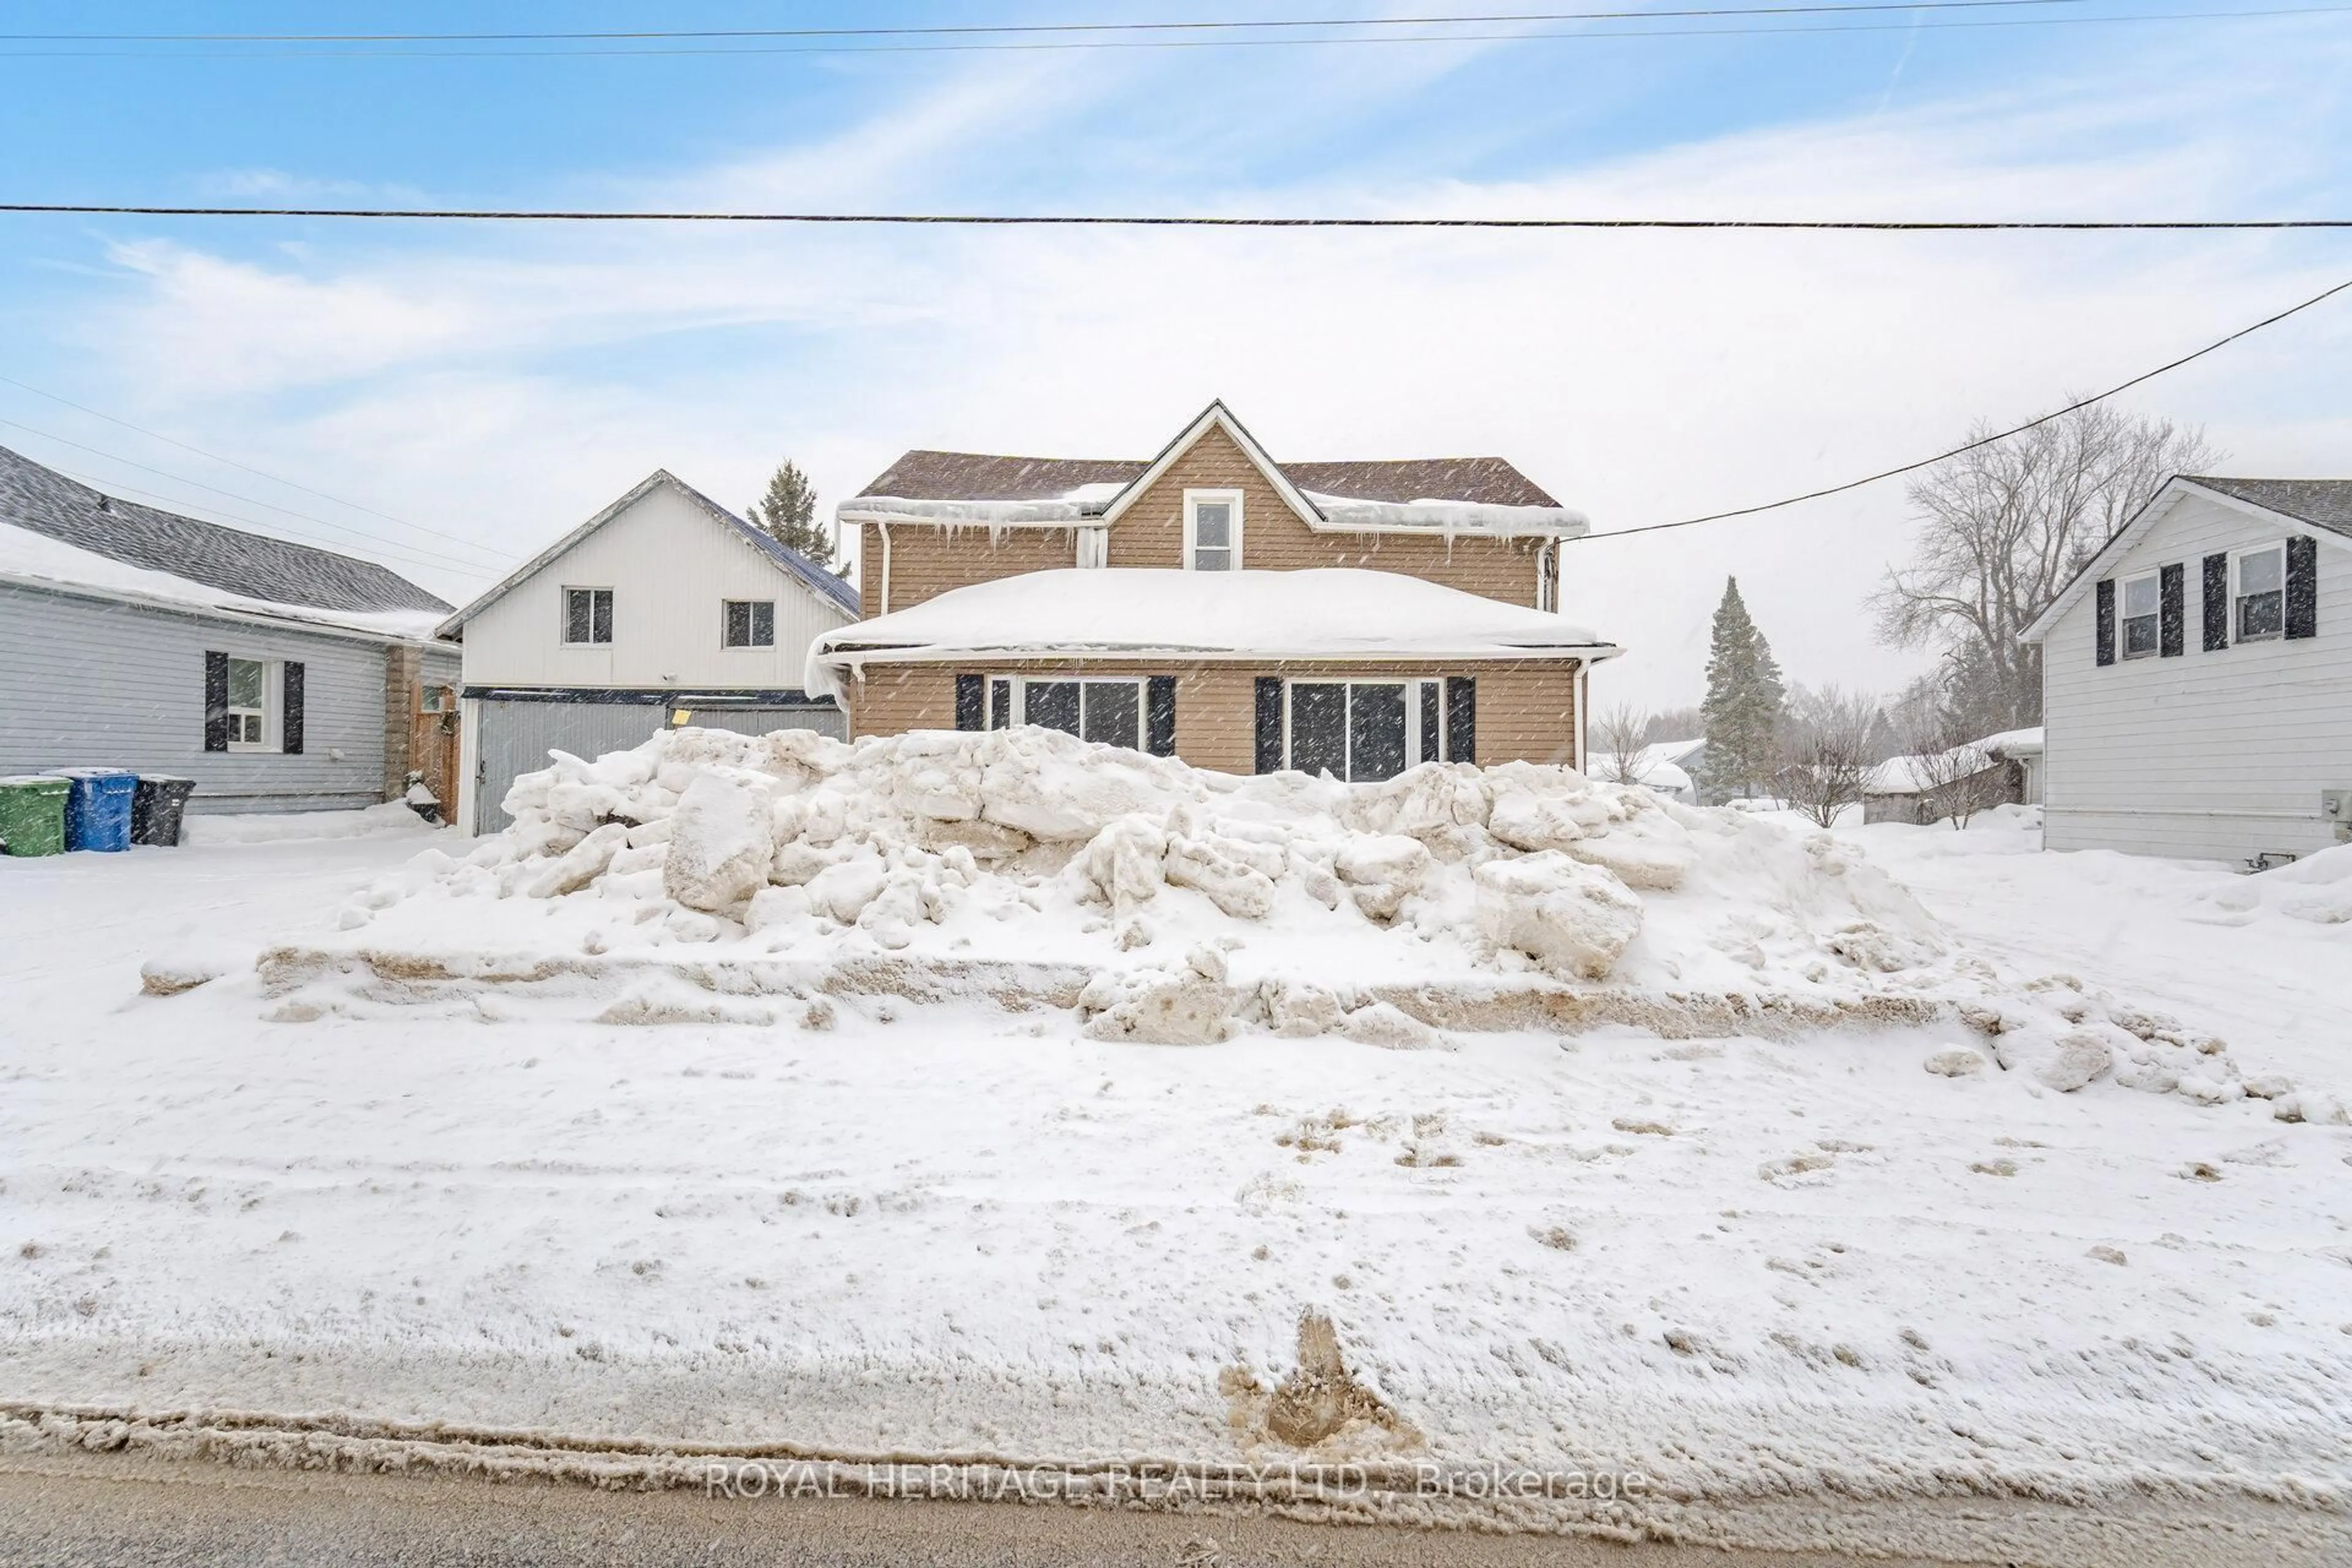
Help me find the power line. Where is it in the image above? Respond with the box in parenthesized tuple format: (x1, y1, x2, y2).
(2, 6, 2339, 56)
(0, 2, 2118, 42)
(1570, 271, 2352, 541)
(3, 203, 2348, 228)
(0, 374, 511, 561)
(0, 418, 505, 578)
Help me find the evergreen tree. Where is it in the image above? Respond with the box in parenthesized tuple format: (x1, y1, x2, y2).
(748, 459, 833, 567)
(1698, 577, 1786, 800)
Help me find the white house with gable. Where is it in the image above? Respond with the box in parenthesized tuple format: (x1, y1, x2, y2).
(2021, 476, 2352, 865)
(439, 469, 858, 833)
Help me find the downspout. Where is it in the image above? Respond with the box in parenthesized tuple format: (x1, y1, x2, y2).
(1572, 660, 1590, 776)
(878, 521, 893, 617)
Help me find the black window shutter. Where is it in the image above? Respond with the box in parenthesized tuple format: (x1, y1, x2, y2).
(203, 651, 230, 752)
(1145, 676, 1177, 757)
(1444, 676, 1477, 764)
(1253, 677, 1284, 774)
(954, 674, 985, 731)
(2158, 562, 2184, 657)
(1419, 681, 1441, 763)
(281, 662, 306, 754)
(2201, 553, 2229, 651)
(2285, 535, 2318, 639)
(2094, 579, 2116, 667)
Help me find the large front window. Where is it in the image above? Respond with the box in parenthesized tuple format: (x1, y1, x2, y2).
(2234, 545, 2285, 642)
(987, 676, 1144, 749)
(1284, 679, 1441, 782)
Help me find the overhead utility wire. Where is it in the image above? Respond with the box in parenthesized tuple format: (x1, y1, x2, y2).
(0, 2, 2116, 42)
(2, 205, 2346, 229)
(0, 417, 505, 577)
(1571, 272, 2352, 541)
(5, 7, 2339, 56)
(0, 373, 511, 561)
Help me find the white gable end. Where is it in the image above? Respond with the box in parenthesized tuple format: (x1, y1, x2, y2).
(457, 481, 852, 692)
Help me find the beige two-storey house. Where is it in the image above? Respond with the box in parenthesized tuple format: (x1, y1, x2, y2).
(810, 402, 1619, 781)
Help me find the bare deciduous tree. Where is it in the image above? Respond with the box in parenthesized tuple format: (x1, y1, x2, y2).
(1776, 686, 1880, 829)
(1899, 714, 2003, 830)
(1589, 703, 1653, 784)
(1872, 404, 2220, 730)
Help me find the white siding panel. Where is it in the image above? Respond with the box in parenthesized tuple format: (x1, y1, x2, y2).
(0, 582, 401, 814)
(461, 486, 852, 692)
(2040, 492, 2352, 863)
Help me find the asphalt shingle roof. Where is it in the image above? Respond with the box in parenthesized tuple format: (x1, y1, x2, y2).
(2187, 477, 2352, 538)
(852, 450, 1561, 509)
(0, 442, 450, 614)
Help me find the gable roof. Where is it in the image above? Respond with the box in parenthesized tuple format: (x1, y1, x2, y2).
(437, 468, 859, 636)
(2020, 475, 2352, 644)
(838, 400, 1588, 538)
(0, 442, 449, 614)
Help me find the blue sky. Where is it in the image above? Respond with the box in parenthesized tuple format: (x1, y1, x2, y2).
(2, 1, 2348, 706)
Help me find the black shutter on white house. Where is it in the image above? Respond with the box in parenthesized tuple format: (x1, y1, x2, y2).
(1144, 676, 1177, 757)
(2094, 579, 2116, 667)
(1444, 676, 1477, 764)
(2201, 554, 2230, 651)
(2285, 535, 2318, 639)
(281, 662, 305, 754)
(1253, 678, 1283, 774)
(2158, 563, 2185, 658)
(203, 651, 230, 752)
(954, 674, 985, 730)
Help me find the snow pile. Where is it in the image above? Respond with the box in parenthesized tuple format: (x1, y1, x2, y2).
(312, 727, 2256, 1107)
(2199, 843, 2352, 927)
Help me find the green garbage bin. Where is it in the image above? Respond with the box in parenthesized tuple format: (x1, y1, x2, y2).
(0, 774, 72, 857)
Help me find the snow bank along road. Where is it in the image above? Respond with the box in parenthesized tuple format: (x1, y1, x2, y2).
(1, 741, 2348, 1563)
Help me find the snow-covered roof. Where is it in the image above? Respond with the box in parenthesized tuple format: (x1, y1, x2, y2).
(0, 442, 450, 616)
(837, 401, 1588, 539)
(0, 519, 450, 643)
(2021, 475, 2352, 644)
(1864, 729, 2032, 797)
(1592, 752, 1695, 793)
(439, 469, 858, 637)
(807, 567, 1618, 699)
(1981, 726, 2044, 759)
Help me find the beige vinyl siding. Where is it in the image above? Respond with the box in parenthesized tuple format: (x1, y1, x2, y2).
(461, 482, 851, 691)
(851, 423, 1549, 614)
(860, 522, 1074, 619)
(2040, 489, 2352, 862)
(844, 655, 1582, 773)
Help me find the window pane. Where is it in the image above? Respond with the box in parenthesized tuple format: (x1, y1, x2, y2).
(1193, 503, 1229, 547)
(1081, 682, 1139, 748)
(988, 678, 1012, 729)
(1024, 680, 1080, 736)
(228, 658, 265, 708)
(566, 590, 592, 643)
(723, 601, 748, 646)
(2241, 549, 2283, 595)
(1348, 683, 1408, 782)
(1193, 547, 1231, 572)
(1288, 683, 1348, 777)
(2122, 576, 2160, 617)
(1419, 681, 1441, 764)
(2239, 590, 2283, 640)
(752, 601, 774, 646)
(591, 590, 613, 644)
(2122, 615, 2159, 657)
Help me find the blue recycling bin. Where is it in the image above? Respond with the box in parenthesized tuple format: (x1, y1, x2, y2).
(47, 767, 138, 852)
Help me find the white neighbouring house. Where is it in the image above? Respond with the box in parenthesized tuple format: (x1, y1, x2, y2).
(2020, 476, 2352, 865)
(438, 470, 858, 834)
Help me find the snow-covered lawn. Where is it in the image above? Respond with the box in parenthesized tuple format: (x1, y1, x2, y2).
(2, 769, 2348, 1555)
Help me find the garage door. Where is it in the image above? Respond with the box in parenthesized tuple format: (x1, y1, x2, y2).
(472, 700, 846, 834)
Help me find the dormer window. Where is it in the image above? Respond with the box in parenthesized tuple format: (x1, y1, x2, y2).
(1184, 489, 1242, 571)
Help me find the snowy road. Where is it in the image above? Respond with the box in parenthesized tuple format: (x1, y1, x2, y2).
(2, 812, 2349, 1560)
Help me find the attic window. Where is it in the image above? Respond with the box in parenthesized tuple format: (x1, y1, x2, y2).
(2119, 573, 2160, 659)
(723, 599, 776, 648)
(2234, 544, 2286, 641)
(563, 587, 614, 645)
(1185, 489, 1242, 571)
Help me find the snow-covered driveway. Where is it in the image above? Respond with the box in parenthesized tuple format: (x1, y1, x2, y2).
(2, 807, 2348, 1559)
